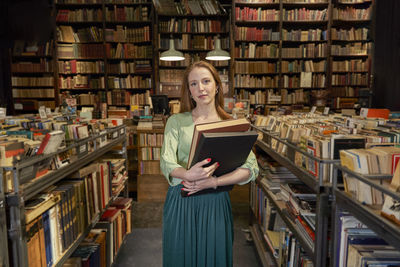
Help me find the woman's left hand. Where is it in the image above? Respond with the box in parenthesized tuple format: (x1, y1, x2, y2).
(182, 176, 218, 195)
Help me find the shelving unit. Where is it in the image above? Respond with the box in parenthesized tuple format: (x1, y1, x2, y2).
(331, 163, 399, 267)
(55, 0, 154, 118)
(232, 0, 374, 111)
(330, 0, 374, 110)
(251, 125, 338, 267)
(153, 0, 231, 98)
(10, 37, 56, 113)
(136, 128, 169, 202)
(4, 125, 127, 267)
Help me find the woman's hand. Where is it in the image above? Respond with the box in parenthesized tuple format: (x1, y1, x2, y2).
(182, 176, 218, 196)
(184, 158, 219, 182)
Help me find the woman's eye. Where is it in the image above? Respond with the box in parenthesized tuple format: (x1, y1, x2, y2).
(190, 82, 196, 87)
(203, 79, 210, 84)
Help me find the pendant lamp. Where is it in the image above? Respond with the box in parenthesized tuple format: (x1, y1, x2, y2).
(160, 39, 185, 61)
(206, 36, 231, 61)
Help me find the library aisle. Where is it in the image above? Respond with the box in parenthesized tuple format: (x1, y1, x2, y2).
(113, 202, 263, 267)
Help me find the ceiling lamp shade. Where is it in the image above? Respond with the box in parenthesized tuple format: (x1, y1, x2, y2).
(160, 39, 185, 61)
(206, 38, 230, 61)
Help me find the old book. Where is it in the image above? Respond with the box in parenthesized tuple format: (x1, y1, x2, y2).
(182, 131, 258, 197)
(187, 118, 250, 168)
(36, 130, 65, 155)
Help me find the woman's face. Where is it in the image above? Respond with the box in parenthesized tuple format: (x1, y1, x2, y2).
(188, 67, 217, 107)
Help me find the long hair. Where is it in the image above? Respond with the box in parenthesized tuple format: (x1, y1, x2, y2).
(180, 61, 231, 120)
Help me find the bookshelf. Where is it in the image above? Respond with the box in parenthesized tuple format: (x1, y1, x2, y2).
(136, 128, 169, 202)
(251, 125, 337, 267)
(10, 39, 57, 113)
(330, 0, 374, 110)
(232, 0, 374, 112)
(153, 0, 231, 98)
(54, 0, 154, 118)
(331, 163, 400, 267)
(4, 125, 128, 267)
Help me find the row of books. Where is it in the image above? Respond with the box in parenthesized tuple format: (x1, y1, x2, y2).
(13, 100, 56, 112)
(107, 75, 151, 89)
(331, 87, 370, 98)
(106, 43, 152, 59)
(11, 59, 53, 73)
(59, 76, 105, 89)
(12, 89, 55, 99)
(159, 69, 185, 83)
(159, 36, 229, 50)
(57, 26, 103, 43)
(332, 59, 369, 73)
(107, 60, 151, 74)
(235, 27, 280, 41)
(159, 18, 225, 33)
(138, 132, 164, 147)
(235, 7, 279, 22)
(58, 43, 104, 59)
(140, 147, 161, 161)
(234, 43, 278, 58)
(282, 28, 327, 42)
(58, 60, 105, 74)
(331, 27, 369, 41)
(104, 25, 151, 43)
(282, 8, 328, 21)
(281, 89, 310, 105)
(281, 43, 327, 58)
(332, 6, 372, 21)
(154, 0, 224, 16)
(281, 60, 327, 73)
(331, 43, 372, 56)
(104, 5, 149, 21)
(282, 73, 326, 89)
(331, 73, 368, 87)
(13, 40, 54, 57)
(235, 61, 279, 74)
(106, 90, 151, 106)
(139, 161, 162, 175)
(11, 77, 54, 87)
(56, 9, 103, 22)
(234, 74, 279, 88)
(55, 0, 148, 3)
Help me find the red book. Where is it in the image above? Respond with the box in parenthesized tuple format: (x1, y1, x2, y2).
(111, 197, 132, 210)
(36, 133, 51, 155)
(101, 208, 120, 222)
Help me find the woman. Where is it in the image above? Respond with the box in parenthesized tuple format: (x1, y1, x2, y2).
(160, 61, 259, 267)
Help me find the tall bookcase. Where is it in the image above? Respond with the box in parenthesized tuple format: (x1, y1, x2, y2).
(330, 0, 374, 110)
(232, 0, 374, 112)
(153, 0, 231, 99)
(10, 38, 56, 113)
(54, 0, 154, 118)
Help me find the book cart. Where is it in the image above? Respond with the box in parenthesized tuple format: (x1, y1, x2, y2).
(3, 125, 127, 267)
(252, 125, 338, 267)
(331, 163, 399, 267)
(0, 173, 9, 267)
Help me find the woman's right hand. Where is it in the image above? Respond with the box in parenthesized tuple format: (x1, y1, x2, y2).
(184, 158, 219, 182)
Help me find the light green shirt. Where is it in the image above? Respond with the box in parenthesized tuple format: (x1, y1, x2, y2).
(160, 112, 259, 186)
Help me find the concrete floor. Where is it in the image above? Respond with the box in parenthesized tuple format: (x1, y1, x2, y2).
(112, 202, 262, 267)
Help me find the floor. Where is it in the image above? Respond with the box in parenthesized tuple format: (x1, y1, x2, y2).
(113, 202, 262, 267)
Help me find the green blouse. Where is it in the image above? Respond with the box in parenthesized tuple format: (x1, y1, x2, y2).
(160, 112, 259, 186)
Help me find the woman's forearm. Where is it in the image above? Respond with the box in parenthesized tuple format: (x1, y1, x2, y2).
(215, 168, 251, 187)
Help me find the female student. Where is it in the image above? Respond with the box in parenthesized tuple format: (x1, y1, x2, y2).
(160, 61, 259, 267)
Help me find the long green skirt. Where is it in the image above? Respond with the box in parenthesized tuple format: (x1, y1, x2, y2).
(162, 185, 234, 267)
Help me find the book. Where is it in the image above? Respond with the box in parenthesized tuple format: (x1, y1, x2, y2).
(187, 118, 251, 168)
(37, 130, 65, 155)
(182, 131, 258, 197)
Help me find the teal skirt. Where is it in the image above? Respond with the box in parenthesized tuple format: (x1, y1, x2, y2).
(162, 185, 234, 267)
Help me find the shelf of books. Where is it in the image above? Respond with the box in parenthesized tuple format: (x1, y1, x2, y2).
(2, 116, 132, 267)
(136, 128, 169, 202)
(331, 152, 400, 267)
(330, 0, 374, 111)
(252, 120, 334, 266)
(233, 0, 281, 107)
(153, 0, 231, 99)
(10, 40, 56, 113)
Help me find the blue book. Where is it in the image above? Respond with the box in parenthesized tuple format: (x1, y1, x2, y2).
(42, 210, 53, 267)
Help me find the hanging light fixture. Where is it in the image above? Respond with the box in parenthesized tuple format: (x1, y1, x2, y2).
(206, 36, 231, 61)
(160, 38, 185, 61)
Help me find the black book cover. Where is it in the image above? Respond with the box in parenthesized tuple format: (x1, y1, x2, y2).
(182, 131, 258, 197)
